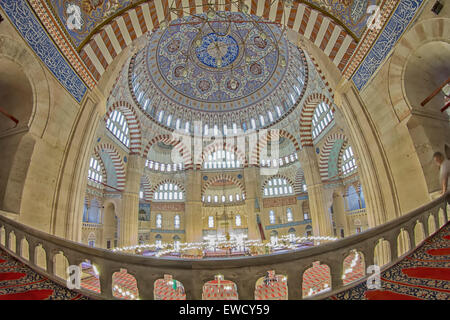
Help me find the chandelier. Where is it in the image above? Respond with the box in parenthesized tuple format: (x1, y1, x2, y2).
(156, 0, 294, 77)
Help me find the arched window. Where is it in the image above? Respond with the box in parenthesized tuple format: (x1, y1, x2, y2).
(158, 110, 164, 122)
(145, 160, 184, 172)
(106, 110, 130, 147)
(173, 235, 181, 251)
(155, 234, 162, 247)
(269, 210, 276, 224)
(286, 208, 293, 222)
(235, 215, 241, 227)
(341, 146, 357, 176)
(153, 182, 184, 202)
(270, 230, 278, 245)
(174, 215, 180, 229)
(263, 178, 294, 197)
(311, 102, 333, 140)
(288, 228, 296, 242)
(88, 157, 103, 185)
(208, 216, 214, 228)
(203, 150, 241, 169)
(156, 214, 162, 228)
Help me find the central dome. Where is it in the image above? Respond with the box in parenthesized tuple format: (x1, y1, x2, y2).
(130, 12, 308, 133)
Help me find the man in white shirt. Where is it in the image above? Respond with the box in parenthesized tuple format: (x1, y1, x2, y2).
(433, 152, 450, 195)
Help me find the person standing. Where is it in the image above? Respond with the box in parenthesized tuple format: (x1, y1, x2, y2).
(433, 152, 450, 195)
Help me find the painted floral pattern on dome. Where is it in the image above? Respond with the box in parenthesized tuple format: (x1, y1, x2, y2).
(195, 33, 239, 69)
(130, 12, 308, 132)
(144, 12, 286, 110)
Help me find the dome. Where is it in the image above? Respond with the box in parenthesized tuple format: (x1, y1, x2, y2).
(129, 12, 308, 134)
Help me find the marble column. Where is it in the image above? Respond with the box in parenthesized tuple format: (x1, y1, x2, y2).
(119, 154, 144, 247)
(332, 190, 350, 237)
(184, 170, 203, 243)
(243, 166, 263, 241)
(299, 147, 333, 237)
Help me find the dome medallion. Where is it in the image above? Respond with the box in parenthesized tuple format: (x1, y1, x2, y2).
(130, 12, 308, 133)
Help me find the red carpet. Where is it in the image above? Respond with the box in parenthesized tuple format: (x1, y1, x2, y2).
(365, 290, 422, 300)
(0, 272, 26, 281)
(0, 249, 87, 300)
(401, 267, 450, 281)
(426, 248, 450, 256)
(0, 289, 54, 300)
(331, 222, 450, 300)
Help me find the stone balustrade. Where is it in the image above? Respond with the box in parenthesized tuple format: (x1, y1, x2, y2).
(0, 193, 448, 300)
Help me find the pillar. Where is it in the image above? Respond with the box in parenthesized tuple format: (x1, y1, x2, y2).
(334, 79, 400, 226)
(243, 166, 263, 240)
(299, 147, 333, 236)
(119, 154, 144, 247)
(332, 190, 350, 237)
(184, 170, 203, 243)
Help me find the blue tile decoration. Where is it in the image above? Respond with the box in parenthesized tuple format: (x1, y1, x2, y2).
(0, 0, 87, 103)
(352, 0, 425, 91)
(150, 229, 185, 234)
(265, 220, 312, 230)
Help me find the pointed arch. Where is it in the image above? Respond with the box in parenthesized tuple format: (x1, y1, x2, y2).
(294, 168, 306, 194)
(143, 134, 192, 170)
(105, 100, 142, 154)
(93, 143, 126, 191)
(318, 133, 349, 182)
(150, 179, 185, 199)
(200, 141, 247, 170)
(201, 174, 246, 198)
(299, 93, 334, 147)
(140, 175, 152, 202)
(251, 129, 300, 165)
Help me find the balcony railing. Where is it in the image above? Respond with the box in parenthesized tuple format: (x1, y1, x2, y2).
(0, 193, 448, 300)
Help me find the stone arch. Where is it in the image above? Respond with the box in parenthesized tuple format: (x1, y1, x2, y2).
(294, 168, 306, 194)
(79, 1, 357, 82)
(87, 152, 107, 186)
(414, 220, 426, 247)
(105, 100, 143, 154)
(20, 237, 30, 261)
(319, 132, 349, 181)
(254, 270, 288, 300)
(0, 34, 50, 138)
(200, 141, 247, 169)
(201, 174, 246, 198)
(150, 179, 185, 199)
(93, 143, 126, 191)
(388, 18, 450, 194)
(143, 134, 192, 170)
(342, 249, 365, 285)
(261, 174, 295, 193)
(34, 244, 47, 270)
(397, 228, 411, 257)
(140, 175, 152, 202)
(388, 17, 450, 121)
(154, 275, 186, 300)
(302, 261, 331, 298)
(374, 238, 391, 267)
(299, 93, 334, 147)
(202, 275, 238, 300)
(8, 230, 16, 253)
(53, 251, 69, 280)
(112, 268, 139, 300)
(0, 35, 51, 213)
(251, 129, 300, 165)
